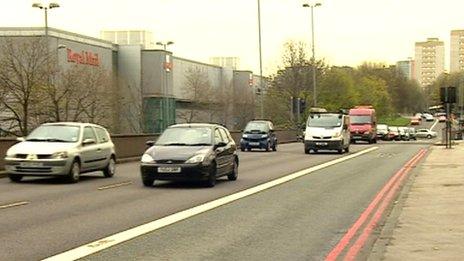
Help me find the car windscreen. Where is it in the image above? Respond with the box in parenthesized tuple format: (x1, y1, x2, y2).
(244, 122, 269, 134)
(26, 125, 80, 142)
(350, 115, 372, 125)
(156, 127, 212, 146)
(307, 114, 342, 128)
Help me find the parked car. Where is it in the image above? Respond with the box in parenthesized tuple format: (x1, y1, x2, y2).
(398, 127, 411, 141)
(240, 120, 277, 152)
(387, 126, 400, 141)
(4, 122, 116, 183)
(408, 128, 417, 140)
(438, 115, 446, 122)
(376, 124, 389, 140)
(423, 113, 434, 122)
(410, 117, 421, 125)
(140, 123, 239, 188)
(415, 128, 437, 139)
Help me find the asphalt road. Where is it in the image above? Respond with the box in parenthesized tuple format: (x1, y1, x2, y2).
(0, 120, 441, 260)
(83, 143, 432, 261)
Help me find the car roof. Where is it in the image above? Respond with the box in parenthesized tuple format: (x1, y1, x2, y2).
(170, 123, 225, 129)
(42, 122, 104, 128)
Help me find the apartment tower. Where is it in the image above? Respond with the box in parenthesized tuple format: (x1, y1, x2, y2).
(450, 30, 464, 73)
(414, 38, 445, 87)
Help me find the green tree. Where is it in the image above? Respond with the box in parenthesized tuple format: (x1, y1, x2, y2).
(318, 67, 358, 111)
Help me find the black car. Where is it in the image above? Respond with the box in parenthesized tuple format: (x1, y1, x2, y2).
(140, 123, 239, 188)
(240, 120, 277, 151)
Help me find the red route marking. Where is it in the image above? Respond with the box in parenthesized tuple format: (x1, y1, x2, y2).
(325, 148, 427, 261)
(344, 149, 427, 260)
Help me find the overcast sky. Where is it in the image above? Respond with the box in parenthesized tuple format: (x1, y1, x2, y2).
(2, 0, 463, 74)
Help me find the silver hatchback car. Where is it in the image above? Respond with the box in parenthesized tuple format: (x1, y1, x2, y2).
(4, 122, 116, 183)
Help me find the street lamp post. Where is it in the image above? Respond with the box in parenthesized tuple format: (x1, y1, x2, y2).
(32, 2, 60, 37)
(156, 41, 174, 131)
(303, 2, 321, 107)
(257, 0, 264, 118)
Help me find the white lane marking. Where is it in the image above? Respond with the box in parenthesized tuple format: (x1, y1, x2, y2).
(97, 181, 133, 191)
(43, 146, 379, 261)
(0, 201, 29, 210)
(430, 119, 439, 131)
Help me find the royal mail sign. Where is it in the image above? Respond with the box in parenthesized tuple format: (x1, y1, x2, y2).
(67, 48, 100, 66)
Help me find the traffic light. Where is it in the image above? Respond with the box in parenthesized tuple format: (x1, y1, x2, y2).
(299, 99, 307, 114)
(440, 86, 456, 103)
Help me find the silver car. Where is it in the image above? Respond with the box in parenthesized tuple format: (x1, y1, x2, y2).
(415, 128, 437, 139)
(4, 122, 116, 183)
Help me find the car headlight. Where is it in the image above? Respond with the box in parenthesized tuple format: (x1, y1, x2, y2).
(242, 134, 248, 138)
(5, 150, 14, 158)
(51, 151, 68, 159)
(185, 154, 207, 164)
(141, 153, 155, 163)
(333, 132, 341, 138)
(261, 134, 268, 138)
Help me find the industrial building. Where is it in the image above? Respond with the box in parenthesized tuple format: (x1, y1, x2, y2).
(0, 27, 263, 134)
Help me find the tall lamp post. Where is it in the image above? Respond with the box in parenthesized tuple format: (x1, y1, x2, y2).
(32, 2, 60, 37)
(156, 41, 174, 130)
(303, 2, 321, 107)
(257, 0, 264, 118)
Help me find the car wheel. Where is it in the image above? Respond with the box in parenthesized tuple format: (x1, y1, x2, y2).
(304, 148, 310, 154)
(9, 175, 23, 183)
(142, 177, 154, 187)
(272, 142, 277, 151)
(345, 146, 350, 153)
(205, 163, 217, 188)
(427, 134, 432, 139)
(265, 142, 271, 152)
(338, 148, 344, 154)
(227, 160, 238, 181)
(67, 160, 80, 183)
(103, 156, 116, 178)
(240, 147, 245, 152)
(313, 149, 318, 154)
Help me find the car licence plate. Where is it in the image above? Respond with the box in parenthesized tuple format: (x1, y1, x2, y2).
(315, 142, 328, 146)
(158, 166, 181, 173)
(20, 162, 43, 168)
(249, 142, 260, 146)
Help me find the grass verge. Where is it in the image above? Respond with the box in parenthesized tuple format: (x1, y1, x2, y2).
(378, 116, 410, 126)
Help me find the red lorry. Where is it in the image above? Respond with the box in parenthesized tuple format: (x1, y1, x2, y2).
(349, 106, 377, 144)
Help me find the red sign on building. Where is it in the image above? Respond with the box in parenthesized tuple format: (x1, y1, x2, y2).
(67, 49, 100, 66)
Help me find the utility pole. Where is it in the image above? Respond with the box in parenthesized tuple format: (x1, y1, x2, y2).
(257, 0, 264, 118)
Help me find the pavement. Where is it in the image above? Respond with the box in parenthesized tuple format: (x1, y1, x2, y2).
(370, 142, 464, 260)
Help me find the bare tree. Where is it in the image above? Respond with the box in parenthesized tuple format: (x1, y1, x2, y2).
(117, 76, 144, 134)
(36, 64, 115, 129)
(0, 38, 50, 136)
(177, 68, 214, 123)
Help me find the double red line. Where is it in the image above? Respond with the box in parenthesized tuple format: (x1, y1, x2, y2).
(326, 148, 428, 261)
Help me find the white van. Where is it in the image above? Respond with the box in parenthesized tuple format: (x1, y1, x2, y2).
(304, 112, 351, 154)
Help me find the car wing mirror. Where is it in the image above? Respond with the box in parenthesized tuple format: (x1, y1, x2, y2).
(215, 142, 227, 148)
(82, 138, 96, 145)
(146, 140, 155, 148)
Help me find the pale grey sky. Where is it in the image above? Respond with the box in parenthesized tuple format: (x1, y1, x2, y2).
(2, 0, 464, 74)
